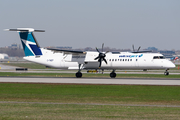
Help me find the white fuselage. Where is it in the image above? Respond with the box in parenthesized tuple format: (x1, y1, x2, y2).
(23, 48, 175, 70)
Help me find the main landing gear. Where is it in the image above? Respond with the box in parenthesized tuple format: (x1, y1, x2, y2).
(110, 70, 116, 78)
(76, 72, 82, 78)
(75, 64, 117, 78)
(76, 64, 83, 78)
(164, 69, 169, 76)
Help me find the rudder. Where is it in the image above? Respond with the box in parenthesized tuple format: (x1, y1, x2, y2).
(19, 32, 42, 56)
(5, 28, 45, 56)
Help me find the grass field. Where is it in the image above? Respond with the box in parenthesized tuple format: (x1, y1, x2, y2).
(2, 62, 47, 69)
(0, 83, 180, 119)
(1, 103, 180, 120)
(1, 63, 180, 119)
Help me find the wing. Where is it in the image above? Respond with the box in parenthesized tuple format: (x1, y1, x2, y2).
(131, 50, 152, 53)
(47, 48, 86, 55)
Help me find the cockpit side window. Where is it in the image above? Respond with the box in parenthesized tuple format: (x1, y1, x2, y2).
(153, 56, 159, 59)
(153, 56, 166, 59)
(159, 56, 165, 59)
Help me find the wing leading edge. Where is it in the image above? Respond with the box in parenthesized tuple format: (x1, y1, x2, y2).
(47, 48, 86, 55)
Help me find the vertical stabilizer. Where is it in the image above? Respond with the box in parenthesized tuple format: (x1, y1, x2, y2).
(5, 28, 45, 56)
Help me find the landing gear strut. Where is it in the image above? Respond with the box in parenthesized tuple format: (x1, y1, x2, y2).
(164, 69, 169, 76)
(110, 70, 116, 78)
(76, 64, 83, 78)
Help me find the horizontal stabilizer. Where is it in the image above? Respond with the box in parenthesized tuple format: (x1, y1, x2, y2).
(5, 28, 43, 56)
(4, 28, 45, 32)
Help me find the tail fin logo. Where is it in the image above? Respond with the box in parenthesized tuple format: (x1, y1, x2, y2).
(5, 28, 44, 56)
(19, 32, 42, 56)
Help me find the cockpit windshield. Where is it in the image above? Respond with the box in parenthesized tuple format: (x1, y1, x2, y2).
(153, 56, 166, 59)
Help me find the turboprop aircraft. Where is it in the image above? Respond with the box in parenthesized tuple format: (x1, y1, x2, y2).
(5, 28, 176, 78)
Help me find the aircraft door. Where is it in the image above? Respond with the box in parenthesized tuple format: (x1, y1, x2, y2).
(135, 58, 139, 67)
(109, 59, 112, 67)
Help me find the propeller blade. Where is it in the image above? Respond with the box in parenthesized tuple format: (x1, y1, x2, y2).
(103, 58, 107, 64)
(99, 60, 102, 67)
(96, 47, 100, 53)
(137, 46, 141, 52)
(105, 51, 109, 54)
(94, 56, 99, 60)
(132, 44, 135, 52)
(102, 43, 104, 52)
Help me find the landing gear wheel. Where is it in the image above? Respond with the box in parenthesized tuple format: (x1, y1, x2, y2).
(164, 71, 169, 76)
(110, 72, 116, 78)
(76, 72, 82, 78)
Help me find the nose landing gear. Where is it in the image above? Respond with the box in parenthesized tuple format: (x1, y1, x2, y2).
(164, 69, 169, 76)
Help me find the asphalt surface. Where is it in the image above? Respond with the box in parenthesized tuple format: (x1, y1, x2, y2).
(0, 63, 180, 85)
(0, 77, 180, 85)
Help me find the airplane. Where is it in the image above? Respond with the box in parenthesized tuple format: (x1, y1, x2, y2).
(5, 28, 176, 78)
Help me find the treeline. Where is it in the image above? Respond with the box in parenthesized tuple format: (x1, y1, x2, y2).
(0, 48, 24, 57)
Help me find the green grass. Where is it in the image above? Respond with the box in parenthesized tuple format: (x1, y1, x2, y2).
(0, 83, 180, 119)
(1, 63, 180, 119)
(1, 72, 180, 78)
(0, 83, 180, 104)
(1, 103, 180, 120)
(2, 62, 47, 69)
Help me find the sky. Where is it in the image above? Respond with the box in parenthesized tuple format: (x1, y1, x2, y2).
(1, 0, 180, 50)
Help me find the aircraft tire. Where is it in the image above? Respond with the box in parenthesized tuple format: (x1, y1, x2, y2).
(164, 71, 169, 76)
(110, 72, 116, 78)
(76, 72, 82, 78)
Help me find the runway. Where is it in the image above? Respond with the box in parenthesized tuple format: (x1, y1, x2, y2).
(0, 77, 180, 85)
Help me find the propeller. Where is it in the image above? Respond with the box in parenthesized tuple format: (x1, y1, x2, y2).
(137, 46, 141, 52)
(94, 43, 109, 68)
(132, 44, 135, 52)
(132, 44, 141, 52)
(132, 44, 151, 53)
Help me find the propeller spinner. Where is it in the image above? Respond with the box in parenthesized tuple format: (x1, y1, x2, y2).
(94, 43, 109, 68)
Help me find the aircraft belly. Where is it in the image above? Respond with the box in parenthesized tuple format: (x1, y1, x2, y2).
(84, 62, 99, 69)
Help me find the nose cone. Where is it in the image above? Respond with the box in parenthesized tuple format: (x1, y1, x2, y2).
(167, 61, 176, 69)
